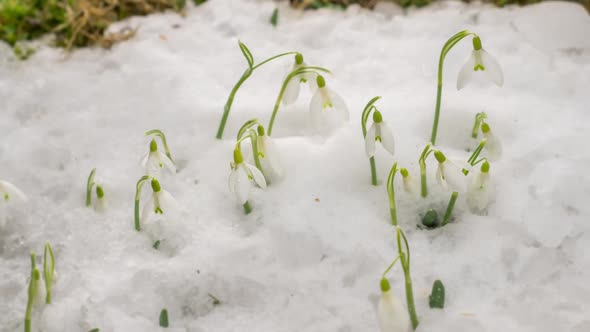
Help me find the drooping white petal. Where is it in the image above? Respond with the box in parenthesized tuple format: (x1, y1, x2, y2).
(140, 151, 149, 168)
(244, 163, 267, 189)
(365, 123, 377, 158)
(259, 136, 283, 179)
(467, 172, 491, 213)
(480, 49, 504, 87)
(457, 51, 476, 90)
(228, 168, 239, 193)
(158, 151, 176, 174)
(94, 197, 106, 213)
(436, 164, 446, 188)
(377, 290, 411, 332)
(157, 190, 180, 218)
(235, 166, 251, 205)
(141, 197, 154, 224)
(282, 76, 301, 106)
(309, 89, 325, 131)
(378, 122, 396, 156)
(33, 275, 46, 307)
(145, 152, 162, 177)
(484, 131, 502, 161)
(0, 180, 27, 201)
(326, 89, 350, 123)
(402, 175, 420, 195)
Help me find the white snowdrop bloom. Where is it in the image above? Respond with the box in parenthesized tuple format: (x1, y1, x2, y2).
(467, 161, 492, 213)
(457, 36, 503, 90)
(256, 126, 283, 180)
(141, 139, 176, 177)
(0, 180, 27, 203)
(283, 53, 318, 105)
(400, 168, 420, 195)
(228, 148, 267, 205)
(434, 151, 468, 192)
(141, 179, 179, 224)
(365, 110, 395, 157)
(33, 271, 46, 307)
(377, 279, 411, 332)
(481, 123, 502, 161)
(309, 75, 349, 133)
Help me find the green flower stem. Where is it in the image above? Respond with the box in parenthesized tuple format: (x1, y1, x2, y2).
(442, 191, 459, 226)
(235, 130, 266, 182)
(387, 163, 399, 226)
(430, 30, 476, 145)
(267, 66, 331, 136)
(217, 68, 252, 139)
(145, 129, 174, 162)
(215, 46, 298, 139)
(396, 228, 419, 330)
(418, 144, 433, 198)
(243, 201, 252, 214)
(25, 253, 40, 332)
(381, 255, 401, 279)
(236, 119, 260, 140)
(43, 243, 55, 304)
(467, 139, 486, 166)
(369, 157, 378, 186)
(86, 168, 96, 207)
(471, 112, 488, 139)
(361, 96, 381, 186)
(134, 175, 151, 232)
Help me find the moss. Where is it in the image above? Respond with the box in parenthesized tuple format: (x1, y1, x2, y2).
(0, 0, 208, 53)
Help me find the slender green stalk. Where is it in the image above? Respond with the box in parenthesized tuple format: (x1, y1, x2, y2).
(236, 119, 259, 140)
(381, 256, 401, 279)
(430, 30, 476, 145)
(361, 97, 381, 186)
(43, 243, 55, 304)
(267, 66, 331, 136)
(418, 144, 433, 198)
(25, 253, 40, 332)
(145, 129, 174, 162)
(467, 139, 486, 166)
(215, 41, 298, 139)
(243, 201, 252, 214)
(134, 175, 151, 231)
(86, 168, 96, 207)
(442, 191, 459, 226)
(471, 112, 487, 139)
(387, 163, 399, 226)
(396, 228, 419, 330)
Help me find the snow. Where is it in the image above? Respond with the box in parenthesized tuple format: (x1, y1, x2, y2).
(1, 0, 590, 331)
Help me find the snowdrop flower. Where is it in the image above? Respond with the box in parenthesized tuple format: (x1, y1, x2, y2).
(400, 168, 420, 196)
(467, 161, 492, 214)
(141, 178, 179, 225)
(457, 36, 503, 90)
(309, 75, 349, 133)
(365, 110, 395, 157)
(481, 123, 502, 161)
(229, 148, 267, 214)
(377, 278, 411, 332)
(434, 151, 467, 192)
(256, 126, 282, 180)
(283, 53, 318, 105)
(141, 139, 176, 177)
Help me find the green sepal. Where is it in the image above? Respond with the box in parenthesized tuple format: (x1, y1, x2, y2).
(434, 150, 446, 163)
(316, 75, 326, 88)
(472, 36, 482, 51)
(238, 41, 254, 68)
(380, 278, 391, 292)
(151, 178, 161, 193)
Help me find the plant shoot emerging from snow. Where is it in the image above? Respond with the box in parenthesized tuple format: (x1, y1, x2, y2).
(430, 31, 503, 145)
(86, 168, 106, 211)
(229, 147, 267, 214)
(133, 176, 179, 231)
(215, 41, 299, 139)
(362, 96, 395, 185)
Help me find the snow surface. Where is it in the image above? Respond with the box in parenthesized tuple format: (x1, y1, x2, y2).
(1, 1, 590, 331)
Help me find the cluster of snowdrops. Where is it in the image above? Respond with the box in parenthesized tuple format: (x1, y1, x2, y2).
(1, 30, 506, 332)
